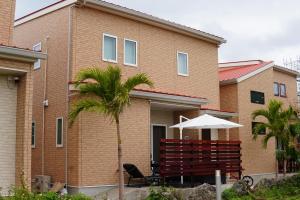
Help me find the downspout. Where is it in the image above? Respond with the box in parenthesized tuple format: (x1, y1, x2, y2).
(65, 4, 75, 188)
(42, 36, 50, 175)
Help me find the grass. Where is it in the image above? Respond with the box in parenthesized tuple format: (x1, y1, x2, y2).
(222, 174, 300, 200)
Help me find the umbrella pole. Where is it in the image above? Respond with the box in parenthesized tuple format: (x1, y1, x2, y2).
(180, 127, 183, 185)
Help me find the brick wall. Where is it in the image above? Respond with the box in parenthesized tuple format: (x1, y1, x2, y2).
(0, 58, 33, 190)
(0, 0, 15, 45)
(14, 7, 70, 184)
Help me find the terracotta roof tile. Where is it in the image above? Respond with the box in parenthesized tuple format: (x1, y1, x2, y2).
(218, 60, 273, 81)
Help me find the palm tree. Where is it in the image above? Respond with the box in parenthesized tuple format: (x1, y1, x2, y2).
(252, 99, 298, 177)
(69, 66, 153, 200)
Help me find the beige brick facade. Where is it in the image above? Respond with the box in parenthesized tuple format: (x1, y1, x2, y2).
(0, 58, 33, 192)
(220, 67, 297, 175)
(14, 3, 222, 189)
(0, 0, 15, 45)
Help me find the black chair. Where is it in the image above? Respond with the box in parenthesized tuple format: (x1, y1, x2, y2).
(123, 163, 160, 186)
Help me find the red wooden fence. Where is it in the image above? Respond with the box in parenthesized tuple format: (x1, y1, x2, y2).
(159, 139, 242, 180)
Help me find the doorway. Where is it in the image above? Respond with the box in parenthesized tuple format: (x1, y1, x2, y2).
(151, 124, 167, 162)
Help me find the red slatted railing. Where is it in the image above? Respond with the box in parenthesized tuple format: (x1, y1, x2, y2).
(159, 139, 242, 179)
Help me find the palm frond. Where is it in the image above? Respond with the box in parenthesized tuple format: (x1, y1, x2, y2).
(252, 122, 267, 140)
(69, 98, 107, 125)
(252, 109, 269, 120)
(123, 73, 153, 91)
(262, 131, 275, 148)
(75, 67, 105, 86)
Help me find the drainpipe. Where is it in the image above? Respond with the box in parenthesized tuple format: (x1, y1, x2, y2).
(65, 4, 75, 188)
(42, 36, 50, 175)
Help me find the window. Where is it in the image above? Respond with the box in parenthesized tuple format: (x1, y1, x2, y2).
(31, 122, 36, 148)
(250, 90, 265, 104)
(252, 122, 266, 135)
(297, 81, 300, 92)
(280, 84, 286, 97)
(103, 34, 117, 62)
(33, 43, 42, 69)
(56, 117, 63, 147)
(124, 39, 137, 66)
(273, 82, 279, 96)
(177, 52, 188, 76)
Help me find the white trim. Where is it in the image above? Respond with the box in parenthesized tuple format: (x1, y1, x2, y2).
(123, 38, 138, 67)
(14, 0, 76, 26)
(236, 62, 274, 83)
(56, 117, 64, 148)
(102, 33, 118, 63)
(33, 42, 42, 70)
(177, 51, 189, 76)
(0, 66, 28, 73)
(150, 124, 167, 161)
(31, 121, 36, 148)
(219, 60, 261, 68)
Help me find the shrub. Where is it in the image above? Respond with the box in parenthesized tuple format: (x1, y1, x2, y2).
(145, 186, 182, 200)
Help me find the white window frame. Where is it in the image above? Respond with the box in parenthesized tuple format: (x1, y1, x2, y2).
(33, 42, 42, 70)
(124, 38, 138, 67)
(31, 121, 36, 148)
(177, 51, 189, 76)
(56, 117, 64, 148)
(102, 33, 118, 63)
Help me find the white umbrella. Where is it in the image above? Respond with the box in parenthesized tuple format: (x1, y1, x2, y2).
(170, 114, 243, 129)
(169, 114, 243, 184)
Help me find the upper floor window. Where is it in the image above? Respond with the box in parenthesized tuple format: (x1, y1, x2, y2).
(31, 121, 36, 148)
(56, 117, 63, 147)
(103, 34, 117, 63)
(33, 42, 42, 69)
(177, 52, 188, 76)
(280, 84, 286, 97)
(124, 39, 137, 67)
(250, 90, 265, 104)
(274, 82, 279, 96)
(297, 81, 300, 92)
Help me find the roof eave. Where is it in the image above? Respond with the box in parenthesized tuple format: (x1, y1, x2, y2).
(0, 46, 47, 63)
(80, 0, 226, 45)
(273, 65, 299, 77)
(219, 79, 237, 86)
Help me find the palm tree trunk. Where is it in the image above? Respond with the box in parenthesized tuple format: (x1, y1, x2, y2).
(283, 159, 287, 177)
(275, 160, 279, 179)
(116, 116, 124, 200)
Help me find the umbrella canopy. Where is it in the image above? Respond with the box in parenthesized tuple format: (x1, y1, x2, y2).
(170, 114, 243, 129)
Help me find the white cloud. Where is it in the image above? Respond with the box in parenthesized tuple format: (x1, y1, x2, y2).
(16, 0, 300, 65)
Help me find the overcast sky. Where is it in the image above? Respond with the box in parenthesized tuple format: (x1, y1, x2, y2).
(15, 0, 300, 65)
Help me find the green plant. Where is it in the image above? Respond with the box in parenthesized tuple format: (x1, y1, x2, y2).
(252, 99, 300, 177)
(69, 66, 153, 200)
(145, 186, 181, 200)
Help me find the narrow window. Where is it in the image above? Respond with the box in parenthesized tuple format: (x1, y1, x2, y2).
(33, 43, 42, 69)
(56, 117, 63, 147)
(252, 122, 266, 135)
(103, 34, 117, 62)
(273, 82, 279, 96)
(177, 52, 188, 76)
(32, 122, 36, 148)
(280, 84, 286, 97)
(250, 90, 265, 104)
(124, 39, 137, 66)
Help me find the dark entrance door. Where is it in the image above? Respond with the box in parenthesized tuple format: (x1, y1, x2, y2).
(202, 129, 211, 140)
(152, 125, 166, 162)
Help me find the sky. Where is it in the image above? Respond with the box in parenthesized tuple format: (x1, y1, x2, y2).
(15, 0, 300, 65)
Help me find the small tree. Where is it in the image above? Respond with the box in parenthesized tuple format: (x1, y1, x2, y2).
(69, 66, 153, 200)
(252, 99, 298, 177)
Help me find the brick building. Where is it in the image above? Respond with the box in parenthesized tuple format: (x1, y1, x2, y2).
(0, 0, 46, 195)
(12, 0, 298, 196)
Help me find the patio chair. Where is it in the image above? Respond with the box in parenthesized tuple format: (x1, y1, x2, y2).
(123, 163, 160, 186)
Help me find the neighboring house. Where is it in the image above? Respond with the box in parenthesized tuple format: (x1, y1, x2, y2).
(13, 0, 236, 195)
(0, 0, 46, 195)
(219, 60, 298, 181)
